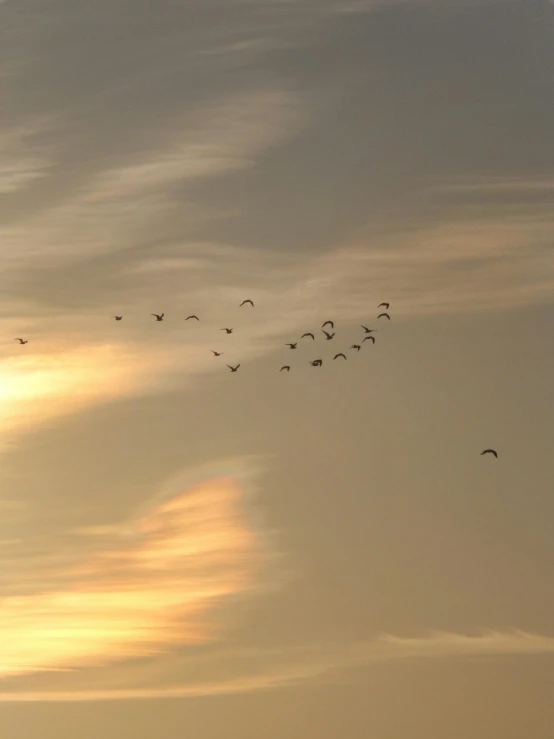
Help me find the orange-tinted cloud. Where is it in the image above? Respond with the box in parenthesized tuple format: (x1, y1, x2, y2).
(0, 471, 266, 680)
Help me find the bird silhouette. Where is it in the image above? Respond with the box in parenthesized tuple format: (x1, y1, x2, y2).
(322, 320, 334, 329)
(221, 328, 233, 334)
(363, 335, 375, 344)
(322, 330, 335, 340)
(309, 359, 323, 366)
(212, 351, 223, 356)
(301, 332, 315, 340)
(377, 312, 390, 320)
(227, 364, 240, 372)
(113, 316, 123, 321)
(151, 313, 164, 321)
(333, 353, 347, 360)
(14, 338, 28, 344)
(286, 342, 298, 349)
(378, 302, 390, 309)
(350, 344, 361, 351)
(481, 449, 498, 458)
(240, 299, 254, 307)
(186, 315, 199, 321)
(280, 365, 291, 372)
(361, 325, 377, 333)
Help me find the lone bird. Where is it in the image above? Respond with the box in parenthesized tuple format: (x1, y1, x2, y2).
(333, 353, 347, 360)
(322, 330, 335, 340)
(151, 313, 164, 321)
(377, 312, 390, 320)
(186, 315, 199, 321)
(309, 359, 323, 367)
(221, 328, 233, 334)
(363, 335, 375, 344)
(113, 316, 123, 321)
(361, 325, 376, 333)
(301, 332, 315, 340)
(286, 342, 298, 350)
(481, 449, 498, 458)
(350, 344, 361, 351)
(240, 299, 254, 307)
(227, 364, 240, 372)
(211, 351, 223, 356)
(280, 365, 291, 372)
(378, 302, 390, 309)
(322, 320, 334, 330)
(14, 338, 28, 344)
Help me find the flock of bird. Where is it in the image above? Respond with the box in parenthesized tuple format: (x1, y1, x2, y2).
(11, 298, 498, 458)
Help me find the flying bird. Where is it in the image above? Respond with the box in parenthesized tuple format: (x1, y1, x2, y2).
(151, 313, 164, 321)
(361, 325, 376, 333)
(186, 315, 199, 321)
(322, 330, 335, 340)
(221, 328, 234, 334)
(333, 353, 347, 360)
(350, 344, 361, 351)
(280, 365, 291, 372)
(14, 338, 28, 344)
(211, 351, 223, 356)
(309, 359, 323, 366)
(227, 364, 240, 372)
(378, 303, 390, 309)
(480, 449, 498, 458)
(113, 316, 123, 321)
(322, 320, 334, 329)
(301, 332, 315, 340)
(363, 335, 375, 344)
(377, 312, 390, 320)
(286, 342, 298, 349)
(240, 299, 254, 307)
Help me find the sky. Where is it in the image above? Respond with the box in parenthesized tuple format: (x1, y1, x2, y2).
(1, 0, 554, 736)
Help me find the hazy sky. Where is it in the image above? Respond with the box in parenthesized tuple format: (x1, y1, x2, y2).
(1, 0, 554, 736)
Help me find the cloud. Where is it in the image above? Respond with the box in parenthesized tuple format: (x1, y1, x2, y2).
(0, 464, 270, 681)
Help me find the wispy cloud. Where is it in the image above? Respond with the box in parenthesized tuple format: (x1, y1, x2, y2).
(0, 465, 270, 681)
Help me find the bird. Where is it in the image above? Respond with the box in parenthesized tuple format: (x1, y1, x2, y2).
(227, 364, 240, 372)
(113, 316, 123, 321)
(301, 332, 315, 340)
(186, 315, 199, 321)
(361, 325, 377, 333)
(350, 344, 361, 351)
(309, 359, 323, 366)
(363, 335, 375, 344)
(14, 338, 28, 344)
(377, 312, 390, 320)
(322, 330, 335, 340)
(280, 365, 291, 372)
(322, 320, 334, 329)
(151, 313, 164, 321)
(221, 328, 233, 334)
(286, 342, 298, 350)
(378, 302, 390, 309)
(211, 351, 223, 356)
(333, 353, 347, 360)
(240, 299, 254, 307)
(480, 449, 498, 458)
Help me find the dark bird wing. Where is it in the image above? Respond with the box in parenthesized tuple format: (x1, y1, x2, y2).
(186, 315, 199, 320)
(322, 320, 334, 329)
(481, 449, 498, 457)
(377, 313, 390, 320)
(301, 332, 315, 339)
(333, 353, 346, 360)
(350, 344, 361, 350)
(280, 365, 290, 371)
(378, 303, 390, 309)
(240, 300, 254, 306)
(363, 336, 375, 343)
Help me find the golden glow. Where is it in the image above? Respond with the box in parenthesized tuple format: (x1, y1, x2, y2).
(0, 475, 264, 679)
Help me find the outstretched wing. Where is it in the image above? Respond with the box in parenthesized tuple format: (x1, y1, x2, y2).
(378, 302, 389, 309)
(363, 336, 375, 343)
(481, 449, 498, 457)
(240, 299, 254, 306)
(322, 320, 334, 329)
(301, 333, 315, 339)
(186, 315, 199, 320)
(333, 353, 346, 360)
(377, 313, 390, 320)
